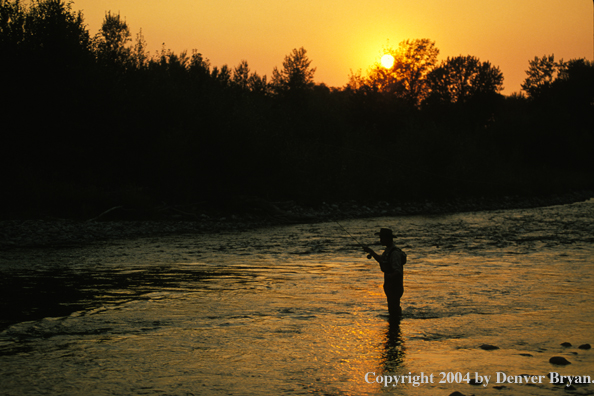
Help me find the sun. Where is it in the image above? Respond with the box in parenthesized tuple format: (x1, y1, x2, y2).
(380, 54, 395, 69)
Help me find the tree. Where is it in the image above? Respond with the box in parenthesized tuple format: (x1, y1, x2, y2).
(211, 64, 231, 87)
(188, 50, 211, 80)
(556, 59, 594, 110)
(346, 68, 366, 90)
(270, 47, 316, 96)
(160, 50, 191, 79)
(232, 60, 268, 95)
(233, 60, 250, 91)
(1, 0, 93, 103)
(521, 54, 559, 99)
(21, 0, 92, 70)
(0, 0, 26, 51)
(520, 56, 593, 125)
(1, 0, 96, 199)
(247, 72, 268, 95)
(95, 11, 131, 70)
(366, 39, 439, 106)
(425, 55, 504, 104)
(131, 28, 148, 69)
(545, 58, 593, 138)
(557, 58, 593, 82)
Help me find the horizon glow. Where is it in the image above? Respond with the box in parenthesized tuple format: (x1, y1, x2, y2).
(72, 0, 593, 94)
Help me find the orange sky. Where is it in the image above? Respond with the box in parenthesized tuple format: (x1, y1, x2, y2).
(72, 0, 593, 94)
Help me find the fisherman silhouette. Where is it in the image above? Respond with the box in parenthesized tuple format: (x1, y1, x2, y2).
(363, 228, 407, 319)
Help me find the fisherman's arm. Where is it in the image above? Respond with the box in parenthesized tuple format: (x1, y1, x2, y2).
(362, 246, 383, 264)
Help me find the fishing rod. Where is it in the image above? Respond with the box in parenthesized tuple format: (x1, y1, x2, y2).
(334, 219, 372, 259)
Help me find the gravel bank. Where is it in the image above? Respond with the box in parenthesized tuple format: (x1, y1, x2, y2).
(1, 191, 591, 249)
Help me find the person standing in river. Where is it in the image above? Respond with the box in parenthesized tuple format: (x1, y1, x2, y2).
(363, 228, 407, 319)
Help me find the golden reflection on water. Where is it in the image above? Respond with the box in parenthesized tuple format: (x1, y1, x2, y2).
(314, 279, 407, 395)
(1, 200, 593, 396)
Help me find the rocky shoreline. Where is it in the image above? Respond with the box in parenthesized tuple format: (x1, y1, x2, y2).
(1, 191, 592, 249)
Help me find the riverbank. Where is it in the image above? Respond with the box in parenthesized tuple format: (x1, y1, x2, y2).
(1, 191, 592, 249)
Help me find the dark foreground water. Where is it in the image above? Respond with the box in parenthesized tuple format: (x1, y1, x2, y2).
(1, 200, 593, 396)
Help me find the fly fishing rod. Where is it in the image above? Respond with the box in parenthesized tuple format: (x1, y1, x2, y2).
(334, 220, 372, 259)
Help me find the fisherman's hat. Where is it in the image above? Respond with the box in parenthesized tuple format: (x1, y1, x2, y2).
(375, 228, 396, 238)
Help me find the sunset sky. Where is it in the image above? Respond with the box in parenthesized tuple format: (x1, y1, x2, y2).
(72, 0, 593, 94)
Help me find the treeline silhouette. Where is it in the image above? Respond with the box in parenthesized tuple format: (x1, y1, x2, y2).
(1, 1, 592, 219)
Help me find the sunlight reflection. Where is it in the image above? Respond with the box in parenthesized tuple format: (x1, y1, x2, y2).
(2, 200, 593, 395)
(315, 294, 407, 394)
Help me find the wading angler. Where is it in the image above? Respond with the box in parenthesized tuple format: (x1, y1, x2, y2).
(363, 228, 407, 319)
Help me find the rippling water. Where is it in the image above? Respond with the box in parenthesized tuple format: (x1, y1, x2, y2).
(1, 200, 593, 395)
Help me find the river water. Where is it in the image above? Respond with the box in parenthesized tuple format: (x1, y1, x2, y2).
(1, 200, 593, 396)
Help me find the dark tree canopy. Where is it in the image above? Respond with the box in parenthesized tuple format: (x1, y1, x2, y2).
(12, 0, 92, 73)
(270, 47, 316, 95)
(233, 60, 250, 91)
(521, 54, 559, 99)
(364, 39, 439, 106)
(426, 55, 504, 104)
(0, 0, 592, 219)
(95, 11, 132, 69)
(522, 55, 594, 104)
